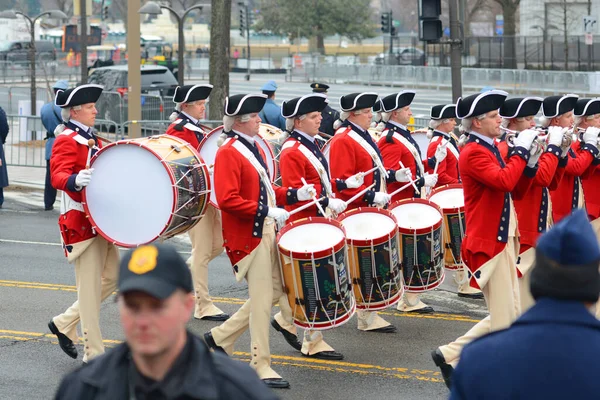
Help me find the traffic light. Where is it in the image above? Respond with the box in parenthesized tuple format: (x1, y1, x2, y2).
(102, 5, 108, 21)
(239, 7, 245, 37)
(419, 0, 442, 42)
(381, 12, 390, 34)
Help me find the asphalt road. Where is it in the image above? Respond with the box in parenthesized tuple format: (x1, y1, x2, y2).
(0, 189, 489, 400)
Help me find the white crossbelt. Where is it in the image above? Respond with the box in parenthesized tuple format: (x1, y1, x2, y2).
(231, 140, 276, 207)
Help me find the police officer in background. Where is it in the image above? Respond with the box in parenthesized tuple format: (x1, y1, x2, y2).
(54, 244, 277, 400)
(311, 82, 340, 137)
(258, 80, 286, 130)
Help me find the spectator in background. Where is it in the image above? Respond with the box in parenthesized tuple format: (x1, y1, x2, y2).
(54, 244, 278, 400)
(258, 80, 286, 131)
(40, 80, 69, 211)
(0, 105, 8, 208)
(450, 209, 600, 399)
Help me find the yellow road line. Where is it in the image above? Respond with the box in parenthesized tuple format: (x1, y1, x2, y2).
(0, 329, 443, 383)
(0, 279, 481, 322)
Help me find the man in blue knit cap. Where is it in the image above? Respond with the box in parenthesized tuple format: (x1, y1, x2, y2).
(450, 209, 600, 399)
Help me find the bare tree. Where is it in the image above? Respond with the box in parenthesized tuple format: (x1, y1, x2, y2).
(112, 0, 128, 33)
(54, 0, 73, 16)
(208, 0, 230, 120)
(493, 0, 519, 68)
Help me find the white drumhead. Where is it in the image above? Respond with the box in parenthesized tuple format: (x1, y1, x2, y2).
(199, 131, 220, 206)
(391, 202, 441, 229)
(279, 223, 345, 252)
(86, 144, 174, 245)
(412, 131, 429, 160)
(430, 188, 464, 209)
(255, 135, 276, 181)
(341, 212, 396, 240)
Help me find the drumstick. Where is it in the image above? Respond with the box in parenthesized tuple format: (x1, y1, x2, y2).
(388, 179, 420, 198)
(301, 177, 327, 217)
(85, 139, 95, 169)
(399, 161, 419, 194)
(362, 166, 378, 176)
(344, 183, 376, 205)
(433, 140, 449, 175)
(289, 196, 327, 216)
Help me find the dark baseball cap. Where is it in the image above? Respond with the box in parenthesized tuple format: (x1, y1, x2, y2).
(118, 244, 193, 299)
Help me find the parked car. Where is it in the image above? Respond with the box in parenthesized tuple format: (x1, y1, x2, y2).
(375, 47, 427, 66)
(0, 40, 57, 64)
(88, 64, 178, 124)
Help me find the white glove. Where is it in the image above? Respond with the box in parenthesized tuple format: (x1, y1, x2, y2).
(267, 207, 290, 226)
(394, 167, 412, 183)
(373, 192, 391, 206)
(435, 144, 448, 163)
(344, 173, 364, 189)
(547, 126, 567, 147)
(75, 168, 93, 188)
(527, 146, 542, 168)
(561, 146, 570, 159)
(513, 129, 538, 150)
(327, 198, 347, 214)
(423, 173, 438, 188)
(582, 127, 600, 148)
(297, 183, 316, 201)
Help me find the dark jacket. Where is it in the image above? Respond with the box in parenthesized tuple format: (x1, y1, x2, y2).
(319, 104, 339, 137)
(54, 332, 279, 400)
(0, 106, 8, 188)
(451, 298, 600, 400)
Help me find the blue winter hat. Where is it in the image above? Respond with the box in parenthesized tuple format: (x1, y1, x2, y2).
(53, 80, 69, 90)
(531, 209, 600, 302)
(261, 80, 278, 92)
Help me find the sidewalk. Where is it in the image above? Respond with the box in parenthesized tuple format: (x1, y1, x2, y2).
(5, 165, 45, 191)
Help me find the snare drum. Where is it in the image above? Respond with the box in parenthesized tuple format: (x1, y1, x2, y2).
(389, 199, 445, 292)
(429, 184, 465, 270)
(337, 208, 403, 311)
(83, 135, 210, 247)
(199, 125, 277, 207)
(277, 218, 355, 330)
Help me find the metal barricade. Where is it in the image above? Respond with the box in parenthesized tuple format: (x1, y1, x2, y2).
(4, 114, 47, 168)
(94, 91, 125, 125)
(94, 119, 122, 143)
(119, 119, 224, 139)
(8, 87, 53, 115)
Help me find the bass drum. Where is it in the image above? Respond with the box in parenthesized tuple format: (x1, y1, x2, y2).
(198, 125, 277, 207)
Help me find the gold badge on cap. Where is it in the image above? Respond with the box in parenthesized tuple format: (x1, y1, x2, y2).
(128, 246, 158, 275)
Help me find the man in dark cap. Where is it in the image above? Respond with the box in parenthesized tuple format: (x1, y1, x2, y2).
(450, 210, 600, 399)
(54, 244, 278, 400)
(432, 90, 538, 388)
(165, 84, 230, 323)
(48, 84, 120, 364)
(311, 82, 340, 137)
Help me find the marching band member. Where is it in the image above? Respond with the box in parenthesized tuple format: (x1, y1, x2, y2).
(580, 98, 600, 241)
(48, 84, 119, 363)
(166, 84, 229, 322)
(329, 91, 401, 333)
(310, 82, 340, 137)
(370, 98, 385, 133)
(378, 91, 439, 314)
(273, 93, 349, 360)
(427, 103, 483, 300)
(432, 90, 539, 388)
(203, 94, 316, 389)
(498, 97, 565, 312)
(546, 94, 599, 222)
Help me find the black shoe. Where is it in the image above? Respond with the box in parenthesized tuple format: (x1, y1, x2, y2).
(48, 321, 78, 359)
(457, 292, 484, 300)
(402, 306, 435, 314)
(203, 332, 226, 354)
(44, 206, 54, 211)
(196, 313, 230, 322)
(271, 319, 301, 351)
(366, 324, 397, 333)
(262, 378, 290, 389)
(302, 350, 344, 360)
(431, 348, 453, 389)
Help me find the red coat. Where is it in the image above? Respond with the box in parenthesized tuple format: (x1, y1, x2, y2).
(426, 131, 460, 186)
(550, 141, 598, 222)
(165, 114, 205, 150)
(50, 123, 102, 247)
(583, 160, 600, 219)
(214, 133, 299, 267)
(492, 138, 535, 201)
(459, 135, 528, 286)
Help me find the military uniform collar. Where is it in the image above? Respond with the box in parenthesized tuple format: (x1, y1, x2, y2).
(388, 120, 408, 131)
(180, 111, 199, 125)
(433, 129, 450, 138)
(231, 129, 256, 144)
(346, 120, 366, 134)
(70, 119, 91, 134)
(469, 130, 495, 146)
(294, 129, 316, 143)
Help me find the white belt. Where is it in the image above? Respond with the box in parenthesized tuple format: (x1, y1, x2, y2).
(60, 191, 84, 214)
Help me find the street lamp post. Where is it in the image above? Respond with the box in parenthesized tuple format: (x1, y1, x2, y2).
(139, 1, 204, 86)
(0, 10, 68, 117)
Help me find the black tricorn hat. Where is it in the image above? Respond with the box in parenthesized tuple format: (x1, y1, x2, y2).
(173, 84, 213, 104)
(574, 98, 600, 117)
(224, 94, 268, 116)
(381, 90, 416, 112)
(282, 94, 328, 118)
(456, 90, 508, 119)
(499, 97, 543, 119)
(55, 84, 103, 108)
(430, 104, 456, 120)
(373, 98, 383, 113)
(339, 92, 378, 112)
(310, 82, 330, 93)
(542, 94, 579, 118)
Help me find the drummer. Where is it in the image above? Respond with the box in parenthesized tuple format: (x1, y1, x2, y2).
(273, 93, 354, 360)
(580, 98, 600, 241)
(369, 98, 385, 135)
(165, 84, 230, 322)
(378, 91, 440, 314)
(329, 91, 406, 334)
(48, 84, 119, 363)
(203, 93, 316, 389)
